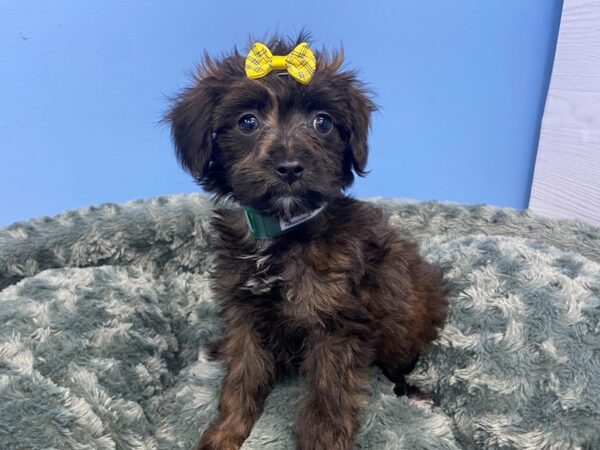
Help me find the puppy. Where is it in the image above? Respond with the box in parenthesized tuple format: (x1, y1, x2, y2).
(167, 33, 448, 450)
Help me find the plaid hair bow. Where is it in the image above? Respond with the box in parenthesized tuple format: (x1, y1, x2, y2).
(245, 42, 316, 85)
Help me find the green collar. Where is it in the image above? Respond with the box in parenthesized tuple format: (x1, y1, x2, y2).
(243, 204, 327, 239)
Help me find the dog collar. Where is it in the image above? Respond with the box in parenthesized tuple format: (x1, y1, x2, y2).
(243, 204, 327, 239)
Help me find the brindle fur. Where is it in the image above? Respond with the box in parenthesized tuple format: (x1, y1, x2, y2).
(167, 33, 448, 450)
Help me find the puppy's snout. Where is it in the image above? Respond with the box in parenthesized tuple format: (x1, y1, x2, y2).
(276, 161, 304, 183)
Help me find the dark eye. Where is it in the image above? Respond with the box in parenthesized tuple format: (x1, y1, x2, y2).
(238, 114, 258, 134)
(312, 114, 333, 134)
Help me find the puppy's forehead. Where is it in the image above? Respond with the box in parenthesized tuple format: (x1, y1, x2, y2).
(220, 73, 346, 116)
(217, 81, 272, 111)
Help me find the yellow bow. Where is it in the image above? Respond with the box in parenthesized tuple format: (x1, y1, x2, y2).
(245, 42, 316, 85)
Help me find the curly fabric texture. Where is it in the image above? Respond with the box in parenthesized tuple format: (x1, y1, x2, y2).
(1, 194, 599, 449)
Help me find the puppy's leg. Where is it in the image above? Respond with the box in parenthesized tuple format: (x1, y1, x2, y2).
(363, 237, 447, 401)
(294, 331, 374, 450)
(196, 322, 275, 450)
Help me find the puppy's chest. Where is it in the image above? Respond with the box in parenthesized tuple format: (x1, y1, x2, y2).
(235, 242, 358, 317)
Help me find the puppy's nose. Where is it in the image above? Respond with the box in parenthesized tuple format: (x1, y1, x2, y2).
(276, 161, 304, 183)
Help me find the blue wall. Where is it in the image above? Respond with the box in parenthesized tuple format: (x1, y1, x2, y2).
(0, 0, 563, 226)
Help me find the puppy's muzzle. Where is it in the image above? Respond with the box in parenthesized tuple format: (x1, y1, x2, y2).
(275, 160, 304, 184)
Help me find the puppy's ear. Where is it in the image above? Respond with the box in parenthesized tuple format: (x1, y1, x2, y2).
(345, 82, 376, 176)
(166, 77, 221, 181)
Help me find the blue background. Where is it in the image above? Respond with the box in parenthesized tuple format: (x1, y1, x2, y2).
(0, 0, 563, 227)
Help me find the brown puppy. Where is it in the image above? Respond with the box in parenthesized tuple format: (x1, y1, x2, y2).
(167, 33, 448, 450)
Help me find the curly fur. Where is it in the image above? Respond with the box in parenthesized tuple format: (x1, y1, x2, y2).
(166, 33, 448, 450)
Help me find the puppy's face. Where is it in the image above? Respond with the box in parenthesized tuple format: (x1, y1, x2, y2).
(167, 37, 375, 219)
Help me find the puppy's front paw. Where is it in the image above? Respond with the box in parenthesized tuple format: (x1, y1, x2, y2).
(194, 423, 241, 450)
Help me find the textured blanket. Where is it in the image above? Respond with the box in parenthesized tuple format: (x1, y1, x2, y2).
(1, 194, 599, 450)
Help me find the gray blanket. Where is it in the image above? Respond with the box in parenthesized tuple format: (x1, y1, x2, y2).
(1, 194, 599, 449)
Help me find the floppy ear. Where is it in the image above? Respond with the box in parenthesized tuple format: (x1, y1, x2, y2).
(345, 82, 376, 176)
(166, 78, 221, 181)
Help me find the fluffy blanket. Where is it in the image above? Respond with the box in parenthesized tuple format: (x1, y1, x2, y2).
(1, 194, 599, 450)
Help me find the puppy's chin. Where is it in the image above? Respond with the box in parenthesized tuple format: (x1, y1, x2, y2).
(250, 191, 326, 221)
(272, 196, 313, 220)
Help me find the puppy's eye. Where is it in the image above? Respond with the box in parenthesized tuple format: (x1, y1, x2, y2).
(312, 114, 333, 135)
(238, 114, 259, 134)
